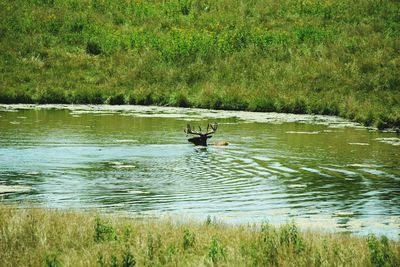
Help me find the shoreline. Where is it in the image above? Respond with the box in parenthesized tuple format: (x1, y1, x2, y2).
(0, 103, 371, 129)
(2, 197, 399, 241)
(0, 204, 399, 266)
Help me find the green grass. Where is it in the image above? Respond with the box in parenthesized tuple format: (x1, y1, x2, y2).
(0, 0, 399, 128)
(1, 205, 399, 266)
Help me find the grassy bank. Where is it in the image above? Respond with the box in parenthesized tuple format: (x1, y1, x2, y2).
(0, 205, 399, 267)
(0, 0, 399, 129)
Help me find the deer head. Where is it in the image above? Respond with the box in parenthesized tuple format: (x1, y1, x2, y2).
(184, 123, 218, 146)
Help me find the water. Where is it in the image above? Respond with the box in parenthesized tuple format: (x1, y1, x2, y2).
(0, 107, 399, 239)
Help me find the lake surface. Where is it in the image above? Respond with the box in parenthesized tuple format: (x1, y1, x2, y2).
(0, 105, 399, 239)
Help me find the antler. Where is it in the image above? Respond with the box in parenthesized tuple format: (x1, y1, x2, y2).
(184, 123, 218, 136)
(184, 124, 202, 135)
(205, 123, 218, 135)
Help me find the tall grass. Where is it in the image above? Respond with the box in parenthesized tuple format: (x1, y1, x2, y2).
(0, 205, 399, 266)
(0, 0, 399, 128)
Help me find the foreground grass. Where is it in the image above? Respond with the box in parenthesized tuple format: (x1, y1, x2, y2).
(0, 0, 399, 128)
(0, 205, 399, 267)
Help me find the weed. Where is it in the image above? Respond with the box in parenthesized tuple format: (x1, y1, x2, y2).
(179, 0, 192, 15)
(314, 250, 322, 267)
(94, 217, 118, 242)
(367, 234, 399, 267)
(207, 236, 227, 264)
(123, 225, 133, 242)
(168, 89, 191, 107)
(280, 222, 305, 253)
(165, 243, 177, 261)
(259, 222, 278, 265)
(69, 90, 104, 104)
(146, 233, 155, 261)
(182, 229, 196, 250)
(110, 255, 119, 267)
(205, 215, 212, 226)
(86, 41, 102, 56)
(44, 252, 61, 267)
(34, 88, 67, 104)
(146, 233, 162, 263)
(97, 252, 106, 267)
(107, 93, 126, 105)
(121, 249, 136, 267)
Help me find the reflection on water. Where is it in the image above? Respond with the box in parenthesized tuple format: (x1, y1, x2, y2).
(0, 109, 399, 239)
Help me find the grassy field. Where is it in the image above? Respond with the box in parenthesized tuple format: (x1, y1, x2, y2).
(0, 0, 399, 129)
(0, 205, 399, 267)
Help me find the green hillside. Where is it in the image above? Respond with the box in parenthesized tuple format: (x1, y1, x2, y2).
(1, 0, 399, 128)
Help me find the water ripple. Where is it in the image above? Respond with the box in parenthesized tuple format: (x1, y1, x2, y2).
(1, 109, 399, 238)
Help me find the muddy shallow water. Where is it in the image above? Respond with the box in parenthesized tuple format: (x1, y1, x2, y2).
(0, 105, 399, 239)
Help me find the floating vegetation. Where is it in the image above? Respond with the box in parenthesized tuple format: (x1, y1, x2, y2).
(114, 140, 139, 144)
(0, 185, 31, 194)
(287, 184, 307, 189)
(286, 131, 320, 135)
(348, 143, 370, 146)
(375, 138, 400, 146)
(0, 104, 365, 128)
(334, 211, 355, 217)
(108, 161, 137, 170)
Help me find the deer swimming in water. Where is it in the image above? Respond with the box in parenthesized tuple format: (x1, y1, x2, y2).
(184, 123, 228, 146)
